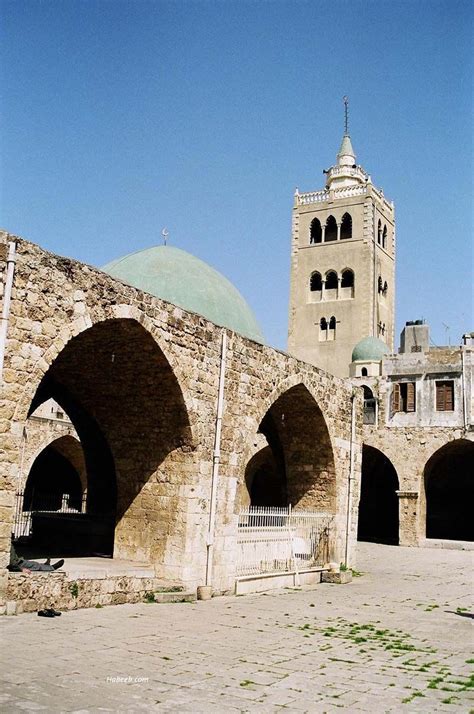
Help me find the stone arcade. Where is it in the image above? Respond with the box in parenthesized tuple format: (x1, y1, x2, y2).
(0, 233, 361, 611)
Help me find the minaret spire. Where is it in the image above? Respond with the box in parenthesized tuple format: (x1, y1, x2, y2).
(343, 95, 349, 135)
(337, 94, 356, 167)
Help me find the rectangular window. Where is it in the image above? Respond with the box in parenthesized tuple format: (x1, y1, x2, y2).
(436, 381, 454, 411)
(392, 382, 416, 413)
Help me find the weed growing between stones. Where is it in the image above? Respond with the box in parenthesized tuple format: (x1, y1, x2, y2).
(143, 592, 155, 603)
(402, 691, 425, 704)
(69, 581, 79, 598)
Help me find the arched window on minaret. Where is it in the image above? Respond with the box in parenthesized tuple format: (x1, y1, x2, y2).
(325, 270, 338, 300)
(328, 316, 337, 341)
(340, 212, 352, 240)
(325, 215, 337, 242)
(341, 269, 355, 298)
(325, 271, 338, 290)
(310, 218, 322, 244)
(310, 272, 322, 302)
(319, 317, 328, 342)
(377, 219, 382, 245)
(382, 225, 387, 249)
(378, 276, 383, 293)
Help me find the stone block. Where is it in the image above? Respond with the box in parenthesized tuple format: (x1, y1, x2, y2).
(6, 600, 17, 615)
(321, 570, 352, 584)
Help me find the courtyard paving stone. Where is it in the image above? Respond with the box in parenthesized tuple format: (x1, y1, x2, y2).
(1, 542, 473, 712)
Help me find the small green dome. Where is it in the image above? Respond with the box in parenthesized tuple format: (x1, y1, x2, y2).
(102, 245, 265, 343)
(352, 336, 390, 362)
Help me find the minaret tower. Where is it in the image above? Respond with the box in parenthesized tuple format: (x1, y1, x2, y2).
(288, 98, 395, 378)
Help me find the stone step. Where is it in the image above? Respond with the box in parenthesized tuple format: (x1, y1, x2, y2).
(153, 591, 196, 604)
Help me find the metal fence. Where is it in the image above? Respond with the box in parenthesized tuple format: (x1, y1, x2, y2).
(236, 506, 333, 578)
(12, 491, 87, 539)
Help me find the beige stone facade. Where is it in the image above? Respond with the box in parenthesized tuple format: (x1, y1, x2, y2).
(288, 135, 395, 378)
(0, 231, 363, 608)
(354, 323, 474, 547)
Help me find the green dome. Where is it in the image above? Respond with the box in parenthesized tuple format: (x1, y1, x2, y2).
(102, 245, 265, 343)
(352, 336, 390, 362)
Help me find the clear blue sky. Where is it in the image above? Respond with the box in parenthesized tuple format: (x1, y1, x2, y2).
(1, 0, 472, 350)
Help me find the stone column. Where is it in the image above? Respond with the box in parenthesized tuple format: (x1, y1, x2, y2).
(337, 223, 341, 241)
(396, 491, 419, 546)
(337, 276, 342, 300)
(321, 280, 326, 301)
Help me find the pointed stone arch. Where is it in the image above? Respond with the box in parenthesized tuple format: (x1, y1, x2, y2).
(325, 215, 337, 242)
(423, 439, 474, 541)
(240, 377, 337, 514)
(12, 305, 199, 443)
(358, 444, 399, 545)
(340, 212, 352, 240)
(310, 217, 322, 244)
(22, 435, 86, 512)
(13, 314, 199, 567)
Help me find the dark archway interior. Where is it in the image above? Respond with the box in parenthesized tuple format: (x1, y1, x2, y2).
(24, 446, 83, 512)
(358, 445, 399, 545)
(25, 319, 192, 560)
(246, 384, 336, 512)
(425, 440, 474, 541)
(245, 447, 285, 507)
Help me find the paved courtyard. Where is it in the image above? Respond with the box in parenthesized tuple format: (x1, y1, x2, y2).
(1, 542, 473, 713)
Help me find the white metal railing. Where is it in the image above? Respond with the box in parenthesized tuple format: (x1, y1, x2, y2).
(236, 506, 333, 578)
(12, 491, 87, 539)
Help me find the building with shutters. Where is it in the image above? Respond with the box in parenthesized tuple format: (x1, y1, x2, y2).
(349, 321, 473, 549)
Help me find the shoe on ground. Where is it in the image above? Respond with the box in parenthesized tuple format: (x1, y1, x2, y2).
(38, 609, 55, 617)
(52, 559, 64, 570)
(45, 608, 61, 616)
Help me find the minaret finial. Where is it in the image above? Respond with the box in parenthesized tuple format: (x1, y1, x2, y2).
(343, 95, 349, 135)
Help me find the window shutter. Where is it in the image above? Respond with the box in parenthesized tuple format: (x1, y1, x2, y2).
(445, 382, 454, 411)
(436, 382, 446, 411)
(392, 383, 400, 412)
(406, 382, 416, 412)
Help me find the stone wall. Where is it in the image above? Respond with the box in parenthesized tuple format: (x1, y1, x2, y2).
(4, 571, 166, 613)
(0, 231, 362, 607)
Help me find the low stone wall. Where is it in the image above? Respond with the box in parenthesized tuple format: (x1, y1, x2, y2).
(3, 572, 164, 613)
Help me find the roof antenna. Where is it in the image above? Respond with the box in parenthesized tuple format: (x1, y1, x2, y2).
(343, 95, 349, 135)
(161, 227, 169, 246)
